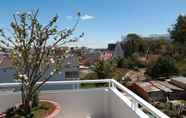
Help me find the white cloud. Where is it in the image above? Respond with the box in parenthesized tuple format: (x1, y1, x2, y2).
(80, 14, 96, 20)
(66, 14, 96, 21)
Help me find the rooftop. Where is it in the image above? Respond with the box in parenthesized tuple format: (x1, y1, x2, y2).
(150, 81, 173, 93)
(171, 76, 186, 84)
(135, 80, 184, 93)
(0, 79, 169, 118)
(157, 81, 184, 91)
(135, 82, 161, 92)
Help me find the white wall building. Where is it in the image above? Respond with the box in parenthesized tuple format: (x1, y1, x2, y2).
(113, 42, 124, 59)
(62, 54, 79, 80)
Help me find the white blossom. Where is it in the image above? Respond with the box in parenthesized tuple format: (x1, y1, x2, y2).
(23, 74, 28, 80)
(65, 49, 70, 54)
(50, 58, 55, 64)
(18, 74, 28, 80)
(50, 71, 54, 76)
(41, 49, 44, 53)
(51, 47, 55, 50)
(18, 53, 22, 57)
(18, 74, 24, 78)
(25, 81, 29, 86)
(53, 69, 57, 72)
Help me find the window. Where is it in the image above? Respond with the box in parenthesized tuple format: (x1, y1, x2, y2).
(65, 71, 79, 78)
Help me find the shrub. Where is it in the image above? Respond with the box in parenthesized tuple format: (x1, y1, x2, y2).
(120, 57, 145, 70)
(113, 57, 124, 68)
(81, 72, 98, 80)
(147, 55, 178, 78)
(175, 58, 186, 76)
(112, 68, 128, 81)
(91, 60, 113, 79)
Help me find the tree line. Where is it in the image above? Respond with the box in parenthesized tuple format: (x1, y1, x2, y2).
(91, 14, 186, 80)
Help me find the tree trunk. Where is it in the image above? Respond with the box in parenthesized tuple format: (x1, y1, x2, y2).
(24, 98, 31, 114)
(22, 87, 32, 115)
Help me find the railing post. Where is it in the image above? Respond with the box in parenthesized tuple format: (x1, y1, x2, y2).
(131, 99, 138, 111)
(110, 79, 115, 88)
(109, 80, 111, 88)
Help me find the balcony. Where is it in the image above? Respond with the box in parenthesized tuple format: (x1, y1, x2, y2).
(0, 79, 169, 118)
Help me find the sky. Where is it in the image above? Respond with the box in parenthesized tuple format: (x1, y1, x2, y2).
(0, 0, 186, 48)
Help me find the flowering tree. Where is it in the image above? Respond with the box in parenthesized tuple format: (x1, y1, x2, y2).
(0, 10, 83, 115)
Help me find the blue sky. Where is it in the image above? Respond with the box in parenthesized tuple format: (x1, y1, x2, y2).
(0, 0, 186, 48)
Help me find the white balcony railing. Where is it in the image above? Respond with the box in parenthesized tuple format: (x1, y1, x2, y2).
(0, 79, 169, 118)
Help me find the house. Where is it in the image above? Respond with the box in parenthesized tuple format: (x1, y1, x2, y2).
(107, 42, 125, 59)
(132, 82, 164, 102)
(113, 42, 124, 59)
(0, 52, 12, 68)
(107, 43, 116, 51)
(0, 52, 16, 83)
(158, 81, 185, 100)
(170, 76, 186, 89)
(80, 53, 99, 66)
(100, 51, 112, 60)
(0, 51, 80, 83)
(132, 80, 185, 102)
(62, 54, 79, 80)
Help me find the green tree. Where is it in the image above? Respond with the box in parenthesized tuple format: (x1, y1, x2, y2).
(147, 56, 178, 78)
(122, 33, 146, 57)
(169, 15, 186, 44)
(126, 33, 141, 40)
(142, 37, 172, 55)
(114, 57, 124, 68)
(91, 60, 113, 79)
(169, 15, 186, 56)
